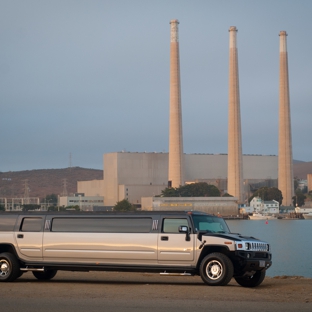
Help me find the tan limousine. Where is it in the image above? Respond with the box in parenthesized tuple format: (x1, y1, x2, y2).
(0, 211, 272, 287)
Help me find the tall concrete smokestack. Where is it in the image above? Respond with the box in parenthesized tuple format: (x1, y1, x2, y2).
(168, 19, 184, 188)
(227, 26, 243, 203)
(278, 31, 294, 206)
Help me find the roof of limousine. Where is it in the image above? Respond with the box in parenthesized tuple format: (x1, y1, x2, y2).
(0, 210, 213, 216)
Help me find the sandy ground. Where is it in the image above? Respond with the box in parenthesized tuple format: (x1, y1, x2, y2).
(2, 271, 312, 311)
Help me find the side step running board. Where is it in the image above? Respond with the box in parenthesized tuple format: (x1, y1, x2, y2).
(160, 272, 192, 276)
(20, 267, 45, 272)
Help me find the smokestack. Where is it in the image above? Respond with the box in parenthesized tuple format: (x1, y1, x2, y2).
(168, 19, 184, 188)
(278, 31, 294, 206)
(227, 26, 244, 203)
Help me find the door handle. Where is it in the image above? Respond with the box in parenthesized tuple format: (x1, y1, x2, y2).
(17, 234, 24, 239)
(161, 236, 168, 241)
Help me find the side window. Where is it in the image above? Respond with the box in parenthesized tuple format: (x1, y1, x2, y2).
(162, 218, 189, 233)
(21, 218, 43, 232)
(51, 218, 152, 233)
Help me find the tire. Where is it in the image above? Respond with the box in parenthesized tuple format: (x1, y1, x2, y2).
(234, 270, 266, 287)
(33, 269, 57, 280)
(199, 252, 234, 286)
(0, 252, 21, 282)
(17, 271, 24, 278)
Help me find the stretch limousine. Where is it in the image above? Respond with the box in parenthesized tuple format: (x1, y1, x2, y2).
(0, 211, 272, 287)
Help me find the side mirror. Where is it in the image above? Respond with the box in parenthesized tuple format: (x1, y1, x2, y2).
(179, 225, 190, 241)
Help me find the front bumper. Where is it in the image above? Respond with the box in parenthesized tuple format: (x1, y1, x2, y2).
(234, 250, 272, 271)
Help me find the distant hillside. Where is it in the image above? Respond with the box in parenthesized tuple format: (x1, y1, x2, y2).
(293, 162, 312, 179)
(0, 167, 103, 200)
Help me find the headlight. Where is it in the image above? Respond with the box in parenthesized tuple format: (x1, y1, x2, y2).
(245, 243, 250, 250)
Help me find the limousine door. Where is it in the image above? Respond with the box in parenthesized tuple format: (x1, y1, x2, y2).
(14, 216, 44, 259)
(158, 217, 194, 262)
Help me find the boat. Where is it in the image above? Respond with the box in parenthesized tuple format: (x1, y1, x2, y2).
(295, 207, 312, 214)
(249, 213, 277, 220)
(303, 213, 312, 220)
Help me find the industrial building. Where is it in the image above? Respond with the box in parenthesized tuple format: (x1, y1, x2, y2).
(77, 23, 293, 211)
(141, 196, 239, 216)
(77, 152, 278, 207)
(59, 193, 104, 211)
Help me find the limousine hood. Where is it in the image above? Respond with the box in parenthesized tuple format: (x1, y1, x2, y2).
(202, 232, 263, 242)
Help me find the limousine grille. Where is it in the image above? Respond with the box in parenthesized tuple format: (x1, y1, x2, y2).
(245, 242, 269, 252)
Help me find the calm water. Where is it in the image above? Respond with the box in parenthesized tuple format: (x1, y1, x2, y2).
(227, 219, 312, 278)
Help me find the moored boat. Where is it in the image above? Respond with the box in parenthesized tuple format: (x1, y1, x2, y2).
(303, 213, 312, 220)
(249, 213, 277, 220)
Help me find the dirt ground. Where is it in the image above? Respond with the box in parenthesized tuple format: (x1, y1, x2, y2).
(4, 271, 312, 302)
(2, 271, 312, 311)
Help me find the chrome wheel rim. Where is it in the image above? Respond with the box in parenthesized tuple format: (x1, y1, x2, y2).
(0, 259, 10, 277)
(206, 260, 223, 280)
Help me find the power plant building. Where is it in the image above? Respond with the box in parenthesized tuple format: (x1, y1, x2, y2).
(168, 19, 184, 188)
(78, 152, 278, 207)
(77, 23, 293, 209)
(278, 31, 294, 206)
(227, 26, 244, 204)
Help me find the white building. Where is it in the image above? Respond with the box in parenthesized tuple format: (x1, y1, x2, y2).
(249, 197, 279, 214)
(59, 193, 104, 211)
(0, 197, 40, 211)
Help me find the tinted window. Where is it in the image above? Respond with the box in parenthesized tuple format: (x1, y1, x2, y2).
(51, 218, 152, 233)
(192, 215, 230, 233)
(0, 215, 17, 231)
(162, 218, 189, 233)
(21, 218, 43, 232)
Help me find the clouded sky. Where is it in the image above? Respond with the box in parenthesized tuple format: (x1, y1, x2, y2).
(1, 0, 311, 172)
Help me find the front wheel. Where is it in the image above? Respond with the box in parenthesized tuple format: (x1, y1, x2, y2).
(234, 270, 266, 287)
(0, 252, 20, 282)
(199, 252, 234, 286)
(33, 269, 57, 280)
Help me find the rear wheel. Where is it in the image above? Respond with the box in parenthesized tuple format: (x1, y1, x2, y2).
(234, 270, 266, 287)
(33, 269, 57, 280)
(0, 252, 20, 282)
(199, 252, 234, 286)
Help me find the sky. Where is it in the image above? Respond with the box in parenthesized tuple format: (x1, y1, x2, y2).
(1, 0, 311, 172)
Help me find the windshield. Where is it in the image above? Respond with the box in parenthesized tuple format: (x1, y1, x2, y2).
(191, 215, 230, 234)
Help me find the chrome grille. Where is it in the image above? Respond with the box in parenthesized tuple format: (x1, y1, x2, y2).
(249, 242, 269, 251)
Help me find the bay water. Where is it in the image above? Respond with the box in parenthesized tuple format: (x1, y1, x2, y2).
(227, 219, 312, 278)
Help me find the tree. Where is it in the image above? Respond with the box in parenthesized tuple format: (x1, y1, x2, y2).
(160, 187, 179, 197)
(248, 187, 283, 205)
(47, 206, 58, 212)
(160, 182, 221, 197)
(44, 194, 58, 205)
(0, 204, 5, 212)
(294, 177, 300, 191)
(114, 199, 136, 211)
(292, 190, 306, 207)
(22, 204, 41, 211)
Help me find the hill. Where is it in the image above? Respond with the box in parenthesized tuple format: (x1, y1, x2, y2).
(293, 162, 312, 179)
(0, 167, 103, 200)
